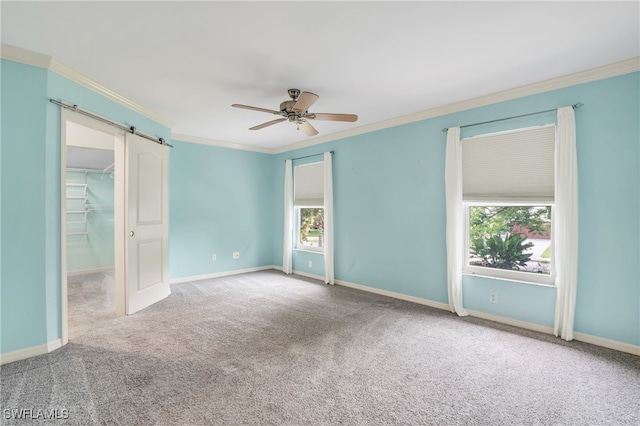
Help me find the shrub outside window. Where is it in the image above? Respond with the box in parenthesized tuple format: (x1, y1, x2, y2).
(464, 204, 554, 285)
(297, 207, 324, 251)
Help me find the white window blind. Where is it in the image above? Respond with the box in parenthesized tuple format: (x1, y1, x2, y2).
(462, 124, 556, 202)
(294, 162, 324, 207)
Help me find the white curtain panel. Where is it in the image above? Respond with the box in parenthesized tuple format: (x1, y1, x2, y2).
(445, 127, 468, 316)
(283, 159, 293, 274)
(553, 106, 579, 341)
(323, 152, 335, 285)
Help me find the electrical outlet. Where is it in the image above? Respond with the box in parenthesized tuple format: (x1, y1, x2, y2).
(490, 293, 498, 304)
(211, 254, 217, 262)
(233, 251, 240, 259)
(308, 260, 313, 268)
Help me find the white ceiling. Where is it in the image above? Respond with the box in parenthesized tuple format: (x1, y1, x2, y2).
(66, 146, 114, 171)
(2, 1, 638, 150)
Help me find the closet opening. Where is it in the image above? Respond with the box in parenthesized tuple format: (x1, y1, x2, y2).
(65, 145, 115, 338)
(61, 115, 125, 345)
(60, 105, 170, 345)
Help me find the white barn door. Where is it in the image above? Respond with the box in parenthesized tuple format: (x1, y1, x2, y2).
(125, 133, 170, 314)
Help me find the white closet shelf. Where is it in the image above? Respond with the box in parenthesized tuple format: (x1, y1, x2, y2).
(66, 174, 88, 235)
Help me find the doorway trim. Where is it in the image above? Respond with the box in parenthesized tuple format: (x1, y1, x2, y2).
(60, 107, 126, 345)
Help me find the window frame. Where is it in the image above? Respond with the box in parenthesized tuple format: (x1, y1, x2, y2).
(462, 202, 556, 286)
(294, 206, 325, 253)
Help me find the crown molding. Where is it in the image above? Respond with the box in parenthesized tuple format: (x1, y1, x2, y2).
(273, 56, 640, 154)
(1, 43, 53, 69)
(49, 58, 174, 128)
(3, 43, 636, 154)
(171, 133, 275, 154)
(1, 44, 174, 129)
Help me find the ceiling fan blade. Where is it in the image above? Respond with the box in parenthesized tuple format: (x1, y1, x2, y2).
(249, 118, 287, 130)
(297, 120, 319, 136)
(307, 113, 358, 122)
(292, 92, 319, 112)
(232, 104, 282, 115)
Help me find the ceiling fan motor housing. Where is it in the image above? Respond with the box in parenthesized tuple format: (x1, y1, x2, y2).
(280, 100, 296, 113)
(282, 88, 302, 113)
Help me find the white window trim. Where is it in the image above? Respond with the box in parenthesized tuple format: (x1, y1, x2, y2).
(462, 202, 556, 286)
(294, 206, 325, 253)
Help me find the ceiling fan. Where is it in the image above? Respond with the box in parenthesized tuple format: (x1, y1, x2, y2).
(232, 88, 358, 136)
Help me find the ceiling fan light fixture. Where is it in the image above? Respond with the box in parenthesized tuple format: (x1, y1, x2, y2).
(232, 89, 358, 136)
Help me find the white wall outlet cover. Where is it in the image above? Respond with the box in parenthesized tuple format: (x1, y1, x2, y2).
(308, 260, 313, 267)
(211, 254, 217, 261)
(233, 252, 240, 259)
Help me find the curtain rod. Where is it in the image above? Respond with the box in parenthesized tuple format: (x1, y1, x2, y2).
(441, 103, 583, 133)
(49, 99, 173, 148)
(286, 150, 334, 162)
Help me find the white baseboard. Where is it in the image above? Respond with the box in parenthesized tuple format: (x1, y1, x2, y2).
(262, 268, 453, 312)
(67, 266, 114, 276)
(465, 309, 555, 335)
(573, 332, 640, 356)
(291, 269, 325, 281)
(1, 339, 63, 365)
(273, 266, 325, 282)
(170, 265, 277, 284)
(334, 278, 451, 311)
(465, 310, 639, 356)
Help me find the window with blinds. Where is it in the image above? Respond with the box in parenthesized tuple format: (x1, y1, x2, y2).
(294, 162, 325, 251)
(294, 162, 324, 207)
(462, 125, 555, 284)
(462, 124, 555, 203)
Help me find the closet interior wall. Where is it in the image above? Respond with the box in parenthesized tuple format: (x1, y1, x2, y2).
(65, 167, 115, 274)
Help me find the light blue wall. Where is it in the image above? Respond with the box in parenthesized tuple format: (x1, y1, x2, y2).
(568, 73, 639, 344)
(273, 72, 639, 346)
(1, 60, 49, 352)
(292, 249, 326, 277)
(168, 141, 275, 279)
(274, 121, 453, 303)
(0, 59, 170, 353)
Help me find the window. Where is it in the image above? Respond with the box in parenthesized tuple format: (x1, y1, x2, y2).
(297, 207, 324, 250)
(461, 125, 556, 285)
(464, 204, 553, 284)
(294, 162, 324, 252)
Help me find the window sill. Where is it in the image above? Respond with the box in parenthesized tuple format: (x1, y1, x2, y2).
(462, 271, 556, 288)
(294, 247, 325, 255)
